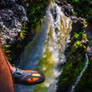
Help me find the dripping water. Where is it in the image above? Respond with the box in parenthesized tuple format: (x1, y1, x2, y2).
(70, 54, 89, 92)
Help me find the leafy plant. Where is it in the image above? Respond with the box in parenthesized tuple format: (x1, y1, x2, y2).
(74, 33, 79, 38)
(73, 0, 79, 3)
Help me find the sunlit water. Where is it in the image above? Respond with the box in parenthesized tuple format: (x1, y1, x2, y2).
(70, 54, 89, 92)
(15, 2, 72, 92)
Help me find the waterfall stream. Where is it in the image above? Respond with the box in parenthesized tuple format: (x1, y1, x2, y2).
(70, 54, 89, 92)
(15, 2, 72, 92)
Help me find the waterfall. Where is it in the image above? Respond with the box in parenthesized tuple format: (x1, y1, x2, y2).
(15, 2, 72, 92)
(70, 54, 89, 92)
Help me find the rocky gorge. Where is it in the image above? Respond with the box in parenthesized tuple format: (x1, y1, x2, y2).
(0, 0, 92, 92)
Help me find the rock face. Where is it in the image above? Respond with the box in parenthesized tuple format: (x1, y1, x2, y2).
(0, 0, 73, 45)
(85, 25, 92, 56)
(0, 0, 28, 45)
(56, 0, 73, 17)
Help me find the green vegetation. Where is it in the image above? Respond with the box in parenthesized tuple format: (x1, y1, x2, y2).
(68, 0, 92, 24)
(57, 0, 92, 91)
(75, 57, 92, 92)
(1, 0, 91, 91)
(57, 30, 88, 92)
(2, 21, 29, 63)
(72, 32, 88, 50)
(20, 22, 28, 39)
(24, 0, 51, 28)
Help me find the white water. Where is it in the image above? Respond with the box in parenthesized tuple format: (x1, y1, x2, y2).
(15, 2, 72, 92)
(70, 54, 89, 92)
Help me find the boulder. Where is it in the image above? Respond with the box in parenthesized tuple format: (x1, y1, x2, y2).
(0, 0, 28, 45)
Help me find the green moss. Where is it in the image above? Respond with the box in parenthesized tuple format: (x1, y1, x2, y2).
(19, 22, 28, 39)
(25, 0, 51, 28)
(57, 50, 86, 92)
(33, 42, 56, 92)
(57, 29, 88, 92)
(74, 33, 80, 39)
(73, 0, 79, 3)
(82, 33, 87, 39)
(38, 47, 55, 76)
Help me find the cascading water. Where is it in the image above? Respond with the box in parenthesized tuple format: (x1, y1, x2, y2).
(15, 2, 72, 92)
(70, 54, 89, 92)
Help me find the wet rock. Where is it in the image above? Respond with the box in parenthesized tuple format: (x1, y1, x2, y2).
(86, 32, 92, 40)
(0, 0, 16, 8)
(85, 25, 92, 56)
(0, 0, 28, 45)
(70, 16, 86, 38)
(56, 0, 73, 17)
(56, 0, 67, 5)
(11, 4, 28, 22)
(85, 25, 92, 39)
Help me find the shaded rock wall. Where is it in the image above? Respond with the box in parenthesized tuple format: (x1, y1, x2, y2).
(0, 0, 28, 45)
(86, 25, 92, 56)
